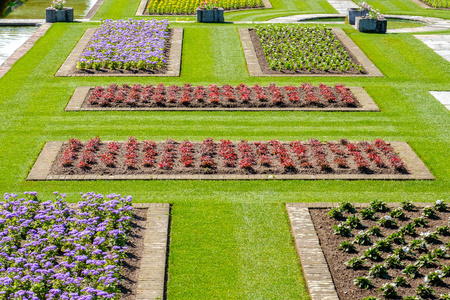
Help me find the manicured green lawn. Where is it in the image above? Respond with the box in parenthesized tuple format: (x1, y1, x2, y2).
(0, 0, 449, 298)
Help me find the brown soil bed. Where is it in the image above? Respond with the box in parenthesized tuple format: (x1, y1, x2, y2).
(310, 207, 450, 300)
(248, 28, 367, 76)
(81, 84, 361, 109)
(72, 29, 173, 76)
(120, 208, 147, 300)
(50, 138, 409, 176)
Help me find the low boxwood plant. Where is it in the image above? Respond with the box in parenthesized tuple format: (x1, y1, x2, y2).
(379, 215, 398, 228)
(340, 201, 356, 213)
(364, 247, 382, 261)
(345, 215, 364, 229)
(423, 206, 438, 219)
(354, 276, 373, 289)
(379, 283, 397, 298)
(390, 207, 406, 219)
(328, 207, 343, 219)
(403, 264, 420, 278)
(339, 240, 356, 252)
(375, 239, 393, 252)
(425, 270, 445, 286)
(439, 294, 450, 300)
(435, 199, 447, 212)
(369, 264, 389, 278)
(360, 207, 377, 220)
(412, 216, 429, 227)
(416, 284, 435, 297)
(370, 199, 389, 212)
(399, 223, 416, 236)
(401, 200, 416, 211)
(367, 226, 382, 237)
(384, 254, 405, 268)
(334, 223, 352, 236)
(394, 276, 408, 287)
(433, 246, 449, 258)
(416, 252, 439, 268)
(436, 225, 450, 235)
(354, 230, 372, 245)
(345, 256, 366, 269)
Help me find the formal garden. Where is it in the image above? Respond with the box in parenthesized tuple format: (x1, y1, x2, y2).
(0, 0, 449, 297)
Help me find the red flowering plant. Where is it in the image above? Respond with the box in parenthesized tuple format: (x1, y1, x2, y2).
(158, 139, 176, 170)
(77, 137, 100, 169)
(179, 140, 194, 167)
(270, 139, 296, 171)
(194, 86, 206, 102)
(142, 140, 157, 167)
(309, 138, 330, 171)
(125, 137, 138, 169)
(200, 138, 216, 168)
(61, 138, 82, 167)
(219, 140, 237, 167)
(319, 83, 337, 103)
(238, 140, 254, 170)
(335, 84, 356, 106)
(100, 142, 120, 167)
(269, 84, 283, 104)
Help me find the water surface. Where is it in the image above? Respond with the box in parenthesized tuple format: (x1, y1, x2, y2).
(5, 0, 97, 19)
(0, 26, 37, 65)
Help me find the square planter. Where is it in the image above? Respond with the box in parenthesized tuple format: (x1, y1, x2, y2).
(46, 7, 73, 23)
(347, 8, 369, 25)
(356, 17, 387, 33)
(196, 7, 224, 23)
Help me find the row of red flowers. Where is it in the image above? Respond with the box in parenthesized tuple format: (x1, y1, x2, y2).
(86, 83, 358, 107)
(59, 137, 408, 174)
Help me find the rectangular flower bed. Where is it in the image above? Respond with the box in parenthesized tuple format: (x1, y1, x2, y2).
(56, 19, 183, 77)
(27, 138, 434, 180)
(0, 192, 140, 299)
(65, 83, 380, 112)
(307, 201, 450, 300)
(136, 0, 269, 15)
(239, 26, 383, 77)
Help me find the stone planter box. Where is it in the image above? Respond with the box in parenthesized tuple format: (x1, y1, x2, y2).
(46, 7, 74, 23)
(356, 17, 387, 33)
(196, 8, 224, 23)
(347, 8, 369, 25)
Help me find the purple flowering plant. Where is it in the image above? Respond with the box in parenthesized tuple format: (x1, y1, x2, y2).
(77, 19, 170, 71)
(0, 191, 133, 299)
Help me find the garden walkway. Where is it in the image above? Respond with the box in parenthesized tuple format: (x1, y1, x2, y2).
(429, 91, 450, 110)
(267, 14, 450, 33)
(327, 0, 358, 14)
(415, 34, 450, 62)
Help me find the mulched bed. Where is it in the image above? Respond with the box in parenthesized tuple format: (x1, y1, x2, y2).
(71, 29, 173, 76)
(50, 137, 410, 176)
(248, 28, 367, 75)
(81, 83, 361, 109)
(310, 206, 450, 300)
(120, 208, 147, 300)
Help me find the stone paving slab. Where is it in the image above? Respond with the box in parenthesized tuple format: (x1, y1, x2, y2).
(239, 27, 383, 77)
(65, 86, 380, 112)
(327, 0, 358, 15)
(0, 23, 51, 80)
(27, 141, 434, 181)
(55, 27, 183, 77)
(429, 91, 450, 110)
(136, 203, 170, 300)
(414, 34, 450, 63)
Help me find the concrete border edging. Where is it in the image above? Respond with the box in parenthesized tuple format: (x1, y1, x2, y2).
(136, 203, 170, 300)
(286, 204, 339, 300)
